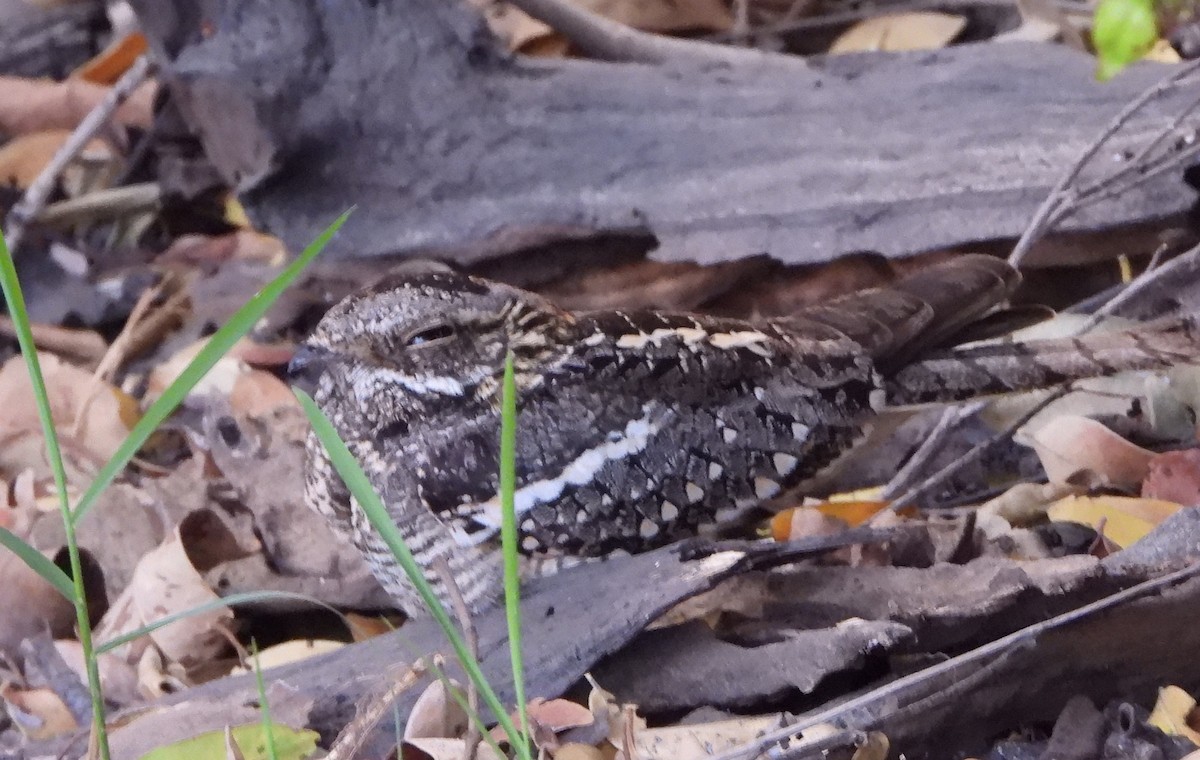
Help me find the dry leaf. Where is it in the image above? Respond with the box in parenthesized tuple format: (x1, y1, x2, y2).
(1028, 415, 1156, 489)
(147, 339, 250, 402)
(404, 737, 505, 760)
(1142, 449, 1200, 504)
(1046, 495, 1182, 548)
(229, 370, 298, 418)
(0, 683, 77, 739)
(94, 510, 254, 676)
(0, 75, 154, 136)
(1148, 686, 1200, 745)
(770, 505, 847, 541)
(0, 352, 137, 472)
(0, 130, 103, 189)
(227, 639, 344, 675)
(405, 679, 470, 740)
(74, 32, 148, 85)
(0, 548, 74, 659)
(830, 12, 967, 53)
(53, 640, 140, 707)
(160, 230, 287, 267)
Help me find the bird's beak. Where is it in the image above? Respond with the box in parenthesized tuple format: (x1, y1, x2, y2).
(287, 344, 332, 393)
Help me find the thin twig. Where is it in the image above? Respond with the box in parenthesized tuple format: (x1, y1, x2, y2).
(1079, 238, 1200, 332)
(1008, 57, 1200, 268)
(884, 387, 1071, 513)
(70, 280, 164, 438)
(325, 660, 427, 760)
(3, 56, 154, 257)
(770, 728, 866, 760)
(504, 0, 800, 66)
(432, 556, 481, 760)
(881, 403, 980, 500)
(712, 561, 1200, 760)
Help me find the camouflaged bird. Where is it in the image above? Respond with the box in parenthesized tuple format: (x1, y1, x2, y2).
(291, 255, 1200, 614)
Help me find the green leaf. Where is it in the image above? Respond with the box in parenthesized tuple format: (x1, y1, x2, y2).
(71, 209, 352, 526)
(137, 723, 318, 760)
(0, 528, 74, 599)
(1093, 0, 1158, 81)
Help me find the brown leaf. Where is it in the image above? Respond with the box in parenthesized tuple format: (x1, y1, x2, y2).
(405, 679, 469, 740)
(0, 683, 77, 739)
(75, 33, 149, 85)
(0, 548, 74, 659)
(0, 75, 155, 136)
(1142, 449, 1200, 504)
(830, 12, 967, 53)
(1028, 415, 1156, 489)
(0, 353, 137, 474)
(93, 510, 254, 677)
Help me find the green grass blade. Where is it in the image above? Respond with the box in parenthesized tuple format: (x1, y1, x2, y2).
(0, 528, 74, 598)
(425, 655, 511, 760)
(295, 389, 532, 760)
(251, 640, 279, 760)
(1, 228, 111, 758)
(70, 209, 353, 527)
(499, 352, 529, 748)
(94, 591, 350, 655)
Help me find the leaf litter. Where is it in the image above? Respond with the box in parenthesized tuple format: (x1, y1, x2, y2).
(4, 3, 1200, 760)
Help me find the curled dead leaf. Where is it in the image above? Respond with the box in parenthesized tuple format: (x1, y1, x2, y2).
(0, 548, 74, 659)
(1028, 415, 1156, 489)
(94, 509, 254, 676)
(405, 679, 470, 741)
(0, 353, 137, 473)
(0, 683, 77, 739)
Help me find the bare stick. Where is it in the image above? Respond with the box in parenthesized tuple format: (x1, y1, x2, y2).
(711, 560, 1200, 760)
(3, 55, 153, 256)
(881, 403, 981, 500)
(325, 660, 427, 760)
(70, 280, 164, 438)
(505, 0, 799, 66)
(883, 387, 1070, 514)
(1008, 57, 1200, 268)
(1079, 238, 1200, 332)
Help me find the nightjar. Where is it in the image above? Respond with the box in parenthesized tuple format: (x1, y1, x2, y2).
(291, 255, 1200, 614)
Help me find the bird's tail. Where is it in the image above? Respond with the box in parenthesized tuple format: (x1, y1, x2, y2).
(883, 316, 1200, 406)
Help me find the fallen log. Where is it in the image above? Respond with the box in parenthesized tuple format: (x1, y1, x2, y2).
(130, 0, 1196, 270)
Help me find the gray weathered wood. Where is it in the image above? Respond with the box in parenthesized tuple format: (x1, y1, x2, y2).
(129, 0, 1196, 267)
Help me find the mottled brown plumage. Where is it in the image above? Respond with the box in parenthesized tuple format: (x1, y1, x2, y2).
(292, 255, 1200, 614)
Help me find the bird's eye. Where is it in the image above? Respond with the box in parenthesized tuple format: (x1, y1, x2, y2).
(405, 323, 455, 347)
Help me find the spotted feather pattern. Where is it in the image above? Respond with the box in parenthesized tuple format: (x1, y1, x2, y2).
(297, 257, 1200, 614)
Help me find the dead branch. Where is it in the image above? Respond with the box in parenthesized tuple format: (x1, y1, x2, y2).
(3, 56, 153, 256)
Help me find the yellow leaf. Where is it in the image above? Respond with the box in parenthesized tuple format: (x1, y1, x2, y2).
(1046, 495, 1181, 547)
(1148, 686, 1200, 744)
(830, 12, 966, 53)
